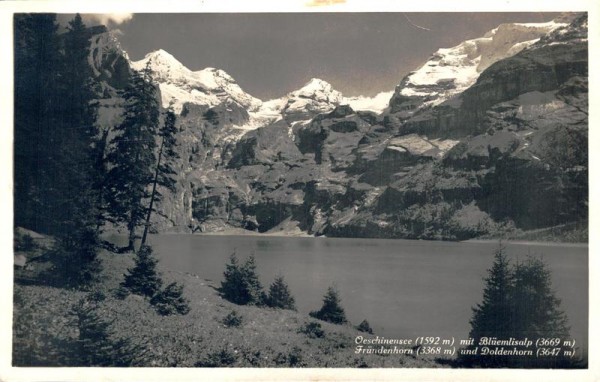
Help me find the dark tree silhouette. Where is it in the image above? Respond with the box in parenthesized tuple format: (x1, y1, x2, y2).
(220, 253, 266, 305)
(105, 64, 160, 252)
(150, 281, 190, 316)
(120, 245, 163, 298)
(469, 245, 513, 340)
(71, 298, 139, 366)
(511, 257, 570, 339)
(266, 275, 296, 310)
(459, 246, 578, 368)
(310, 285, 347, 324)
(141, 106, 179, 247)
(14, 14, 104, 286)
(14, 13, 62, 232)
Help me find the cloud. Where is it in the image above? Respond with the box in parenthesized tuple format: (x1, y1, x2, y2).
(84, 13, 134, 26)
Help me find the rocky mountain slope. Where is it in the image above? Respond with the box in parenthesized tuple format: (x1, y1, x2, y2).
(388, 20, 567, 118)
(90, 14, 588, 240)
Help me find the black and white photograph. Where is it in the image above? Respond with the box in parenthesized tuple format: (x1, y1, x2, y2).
(1, 1, 596, 381)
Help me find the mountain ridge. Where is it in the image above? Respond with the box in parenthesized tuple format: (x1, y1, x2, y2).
(88, 14, 588, 240)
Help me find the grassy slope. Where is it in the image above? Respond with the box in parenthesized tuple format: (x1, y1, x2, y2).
(13, 235, 439, 368)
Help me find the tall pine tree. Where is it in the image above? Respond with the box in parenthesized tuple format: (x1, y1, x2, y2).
(14, 14, 103, 286)
(106, 64, 160, 252)
(14, 14, 62, 232)
(141, 105, 179, 246)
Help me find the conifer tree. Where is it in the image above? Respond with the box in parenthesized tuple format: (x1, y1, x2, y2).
(14, 14, 103, 286)
(267, 275, 296, 310)
(121, 245, 163, 297)
(511, 257, 570, 339)
(220, 253, 244, 303)
(106, 64, 160, 251)
(141, 106, 179, 246)
(14, 14, 62, 232)
(310, 285, 347, 324)
(150, 282, 191, 316)
(51, 14, 104, 286)
(469, 245, 513, 340)
(240, 255, 266, 305)
(71, 298, 138, 366)
(461, 247, 574, 367)
(220, 253, 265, 305)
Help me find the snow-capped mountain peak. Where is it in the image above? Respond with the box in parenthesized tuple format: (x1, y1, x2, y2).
(131, 50, 262, 113)
(390, 19, 567, 115)
(290, 78, 343, 103)
(193, 67, 236, 90)
(144, 49, 184, 67)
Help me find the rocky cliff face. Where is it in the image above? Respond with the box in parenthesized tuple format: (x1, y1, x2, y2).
(90, 14, 588, 240)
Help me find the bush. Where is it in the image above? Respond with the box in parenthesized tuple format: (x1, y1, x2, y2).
(222, 310, 243, 328)
(86, 290, 106, 303)
(240, 348, 265, 367)
(356, 319, 373, 334)
(298, 321, 325, 339)
(121, 245, 162, 298)
(287, 346, 304, 367)
(220, 253, 266, 305)
(266, 275, 296, 310)
(274, 352, 288, 365)
(195, 348, 237, 367)
(309, 285, 347, 324)
(150, 282, 190, 316)
(114, 285, 129, 300)
(274, 346, 304, 367)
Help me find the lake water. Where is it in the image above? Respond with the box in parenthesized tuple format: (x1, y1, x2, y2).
(143, 234, 588, 357)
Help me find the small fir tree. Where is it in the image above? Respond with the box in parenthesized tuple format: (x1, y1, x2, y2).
(469, 245, 513, 340)
(150, 282, 190, 316)
(240, 255, 265, 305)
(71, 298, 138, 366)
(120, 245, 162, 297)
(357, 319, 374, 334)
(51, 226, 102, 287)
(310, 285, 347, 324)
(266, 275, 296, 310)
(220, 253, 243, 303)
(511, 257, 570, 339)
(220, 253, 265, 305)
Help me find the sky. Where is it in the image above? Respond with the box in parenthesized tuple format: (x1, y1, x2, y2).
(75, 12, 560, 99)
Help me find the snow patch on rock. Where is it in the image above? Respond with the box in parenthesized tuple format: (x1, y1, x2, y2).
(343, 91, 394, 113)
